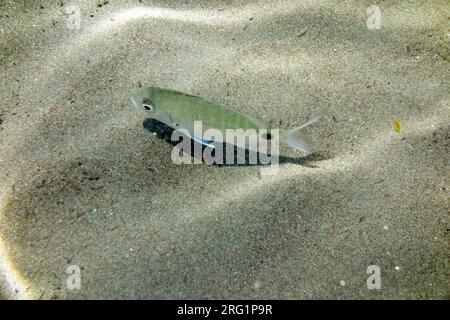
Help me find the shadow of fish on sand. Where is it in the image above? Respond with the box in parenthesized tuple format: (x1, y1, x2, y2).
(143, 118, 331, 167)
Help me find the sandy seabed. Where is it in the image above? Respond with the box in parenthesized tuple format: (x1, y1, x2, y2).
(0, 0, 448, 299)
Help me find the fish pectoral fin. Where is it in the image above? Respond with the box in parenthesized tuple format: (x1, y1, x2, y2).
(189, 135, 216, 148)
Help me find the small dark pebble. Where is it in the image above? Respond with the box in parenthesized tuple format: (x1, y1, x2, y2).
(298, 29, 308, 37)
(97, 0, 109, 7)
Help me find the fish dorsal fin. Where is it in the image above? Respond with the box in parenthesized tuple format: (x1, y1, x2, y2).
(161, 88, 202, 99)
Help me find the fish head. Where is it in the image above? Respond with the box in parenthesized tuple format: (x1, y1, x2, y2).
(131, 87, 158, 115)
(131, 87, 178, 127)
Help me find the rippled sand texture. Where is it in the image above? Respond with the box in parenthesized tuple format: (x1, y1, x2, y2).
(0, 0, 448, 299)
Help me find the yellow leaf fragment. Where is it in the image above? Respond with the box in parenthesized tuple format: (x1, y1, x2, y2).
(392, 120, 401, 133)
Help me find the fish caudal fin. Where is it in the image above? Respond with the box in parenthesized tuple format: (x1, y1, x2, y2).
(286, 114, 320, 156)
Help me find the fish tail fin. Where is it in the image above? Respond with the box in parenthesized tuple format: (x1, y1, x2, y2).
(286, 114, 320, 156)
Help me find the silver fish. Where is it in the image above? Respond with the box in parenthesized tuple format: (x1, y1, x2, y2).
(131, 87, 319, 155)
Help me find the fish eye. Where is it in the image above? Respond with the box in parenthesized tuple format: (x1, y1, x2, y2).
(142, 99, 155, 112)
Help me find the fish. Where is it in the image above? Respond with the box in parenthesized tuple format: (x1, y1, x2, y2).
(131, 87, 319, 155)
